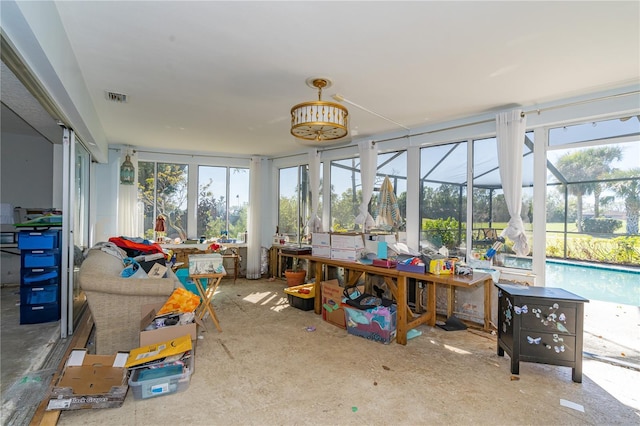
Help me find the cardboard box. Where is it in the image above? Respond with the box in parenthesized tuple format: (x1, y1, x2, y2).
(188, 253, 225, 275)
(321, 280, 346, 329)
(428, 258, 455, 275)
(396, 255, 426, 273)
(46, 349, 129, 411)
(126, 334, 192, 369)
(312, 232, 331, 247)
(312, 246, 331, 258)
(343, 304, 397, 344)
(139, 303, 201, 347)
(330, 248, 365, 261)
(321, 280, 365, 329)
(330, 233, 365, 250)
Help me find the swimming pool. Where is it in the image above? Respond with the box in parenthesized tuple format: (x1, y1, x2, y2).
(502, 257, 640, 306)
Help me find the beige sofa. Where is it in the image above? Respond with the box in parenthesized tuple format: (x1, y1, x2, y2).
(79, 248, 178, 354)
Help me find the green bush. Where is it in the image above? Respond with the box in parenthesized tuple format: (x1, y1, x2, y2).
(547, 234, 640, 266)
(579, 217, 622, 234)
(422, 217, 463, 249)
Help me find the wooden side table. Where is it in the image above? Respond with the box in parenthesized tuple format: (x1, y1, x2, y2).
(496, 283, 589, 382)
(189, 272, 225, 332)
(222, 254, 239, 283)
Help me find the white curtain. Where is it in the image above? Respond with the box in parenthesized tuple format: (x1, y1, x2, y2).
(354, 140, 377, 231)
(246, 156, 263, 279)
(117, 151, 140, 237)
(306, 149, 323, 234)
(496, 109, 530, 256)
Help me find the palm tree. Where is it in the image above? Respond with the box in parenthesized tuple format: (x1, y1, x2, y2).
(590, 147, 622, 217)
(608, 169, 640, 234)
(555, 147, 622, 231)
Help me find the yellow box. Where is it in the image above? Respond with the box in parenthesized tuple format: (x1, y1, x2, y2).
(428, 259, 456, 275)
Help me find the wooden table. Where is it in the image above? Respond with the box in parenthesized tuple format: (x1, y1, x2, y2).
(295, 254, 493, 345)
(398, 270, 494, 344)
(222, 254, 239, 283)
(189, 272, 225, 332)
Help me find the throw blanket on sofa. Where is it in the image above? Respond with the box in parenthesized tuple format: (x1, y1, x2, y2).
(109, 236, 164, 257)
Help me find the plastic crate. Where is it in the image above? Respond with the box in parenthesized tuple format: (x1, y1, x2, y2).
(284, 283, 315, 311)
(128, 356, 193, 400)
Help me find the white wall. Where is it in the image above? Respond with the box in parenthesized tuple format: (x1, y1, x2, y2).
(0, 132, 54, 209)
(0, 131, 55, 284)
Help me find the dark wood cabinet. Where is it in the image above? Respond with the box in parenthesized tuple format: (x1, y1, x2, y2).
(496, 283, 589, 383)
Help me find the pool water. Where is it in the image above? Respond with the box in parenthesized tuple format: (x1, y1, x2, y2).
(502, 257, 640, 306)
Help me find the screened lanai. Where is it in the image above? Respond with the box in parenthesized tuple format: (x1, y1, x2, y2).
(278, 115, 639, 274)
(419, 117, 639, 270)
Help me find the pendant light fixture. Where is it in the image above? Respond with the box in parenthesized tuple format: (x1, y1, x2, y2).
(119, 150, 135, 185)
(291, 77, 349, 142)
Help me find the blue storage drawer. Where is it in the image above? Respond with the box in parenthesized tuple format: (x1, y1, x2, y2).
(21, 284, 59, 305)
(18, 230, 60, 250)
(22, 249, 59, 268)
(21, 267, 59, 286)
(20, 302, 60, 324)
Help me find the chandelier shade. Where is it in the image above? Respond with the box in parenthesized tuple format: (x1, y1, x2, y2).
(291, 78, 348, 141)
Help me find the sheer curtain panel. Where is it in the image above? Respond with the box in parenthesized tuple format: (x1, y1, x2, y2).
(496, 109, 530, 256)
(355, 140, 376, 231)
(246, 156, 263, 279)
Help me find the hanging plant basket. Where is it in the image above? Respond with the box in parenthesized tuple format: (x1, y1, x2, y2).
(284, 269, 306, 287)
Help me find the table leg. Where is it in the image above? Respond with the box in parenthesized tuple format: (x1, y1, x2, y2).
(194, 277, 222, 332)
(483, 278, 491, 331)
(314, 261, 324, 315)
(427, 282, 436, 327)
(447, 285, 455, 318)
(396, 276, 407, 345)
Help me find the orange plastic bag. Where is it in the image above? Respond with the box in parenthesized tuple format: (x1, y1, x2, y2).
(156, 287, 201, 316)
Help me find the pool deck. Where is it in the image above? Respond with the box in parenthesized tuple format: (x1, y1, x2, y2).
(583, 299, 640, 368)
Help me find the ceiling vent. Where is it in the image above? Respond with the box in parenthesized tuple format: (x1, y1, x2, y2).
(106, 91, 128, 103)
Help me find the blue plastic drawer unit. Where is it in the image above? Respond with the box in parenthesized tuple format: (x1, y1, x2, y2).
(22, 249, 59, 268)
(19, 228, 62, 324)
(21, 267, 59, 286)
(18, 230, 59, 250)
(21, 284, 60, 305)
(20, 302, 61, 324)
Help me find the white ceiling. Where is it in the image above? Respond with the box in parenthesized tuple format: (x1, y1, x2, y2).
(4, 1, 640, 158)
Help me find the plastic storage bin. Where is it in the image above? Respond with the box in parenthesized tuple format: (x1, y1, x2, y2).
(128, 356, 194, 400)
(284, 283, 315, 311)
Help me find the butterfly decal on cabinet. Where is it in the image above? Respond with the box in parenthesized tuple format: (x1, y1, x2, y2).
(513, 305, 528, 315)
(526, 336, 541, 345)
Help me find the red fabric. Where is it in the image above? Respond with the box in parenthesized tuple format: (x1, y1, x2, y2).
(108, 237, 164, 254)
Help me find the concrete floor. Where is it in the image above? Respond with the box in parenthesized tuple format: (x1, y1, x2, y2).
(2, 278, 639, 425)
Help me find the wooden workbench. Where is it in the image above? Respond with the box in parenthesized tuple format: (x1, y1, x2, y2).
(293, 254, 493, 345)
